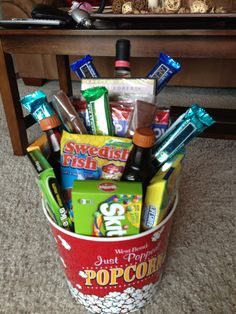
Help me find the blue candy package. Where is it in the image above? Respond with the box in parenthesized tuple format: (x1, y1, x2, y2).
(70, 55, 99, 79)
(147, 52, 181, 94)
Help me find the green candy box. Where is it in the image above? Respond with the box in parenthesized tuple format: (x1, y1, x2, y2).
(72, 180, 142, 237)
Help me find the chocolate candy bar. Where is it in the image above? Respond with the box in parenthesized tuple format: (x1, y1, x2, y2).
(70, 55, 99, 79)
(147, 52, 181, 94)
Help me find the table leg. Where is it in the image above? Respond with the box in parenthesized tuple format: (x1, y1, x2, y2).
(56, 55, 73, 97)
(0, 41, 28, 155)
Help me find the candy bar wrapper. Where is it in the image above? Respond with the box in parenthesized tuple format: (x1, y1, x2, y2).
(147, 52, 181, 94)
(142, 152, 184, 230)
(81, 86, 115, 136)
(111, 104, 134, 137)
(60, 131, 133, 211)
(26, 134, 51, 159)
(152, 109, 170, 140)
(110, 96, 134, 137)
(72, 98, 92, 133)
(72, 180, 142, 237)
(126, 100, 158, 138)
(20, 90, 55, 122)
(70, 55, 99, 79)
(152, 104, 215, 167)
(110, 94, 157, 138)
(27, 148, 73, 231)
(51, 90, 87, 134)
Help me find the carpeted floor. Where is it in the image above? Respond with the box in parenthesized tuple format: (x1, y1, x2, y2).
(0, 80, 235, 314)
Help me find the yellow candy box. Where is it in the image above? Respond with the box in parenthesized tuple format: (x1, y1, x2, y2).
(141, 152, 185, 230)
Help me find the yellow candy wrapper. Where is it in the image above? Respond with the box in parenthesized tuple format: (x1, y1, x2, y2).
(141, 152, 185, 230)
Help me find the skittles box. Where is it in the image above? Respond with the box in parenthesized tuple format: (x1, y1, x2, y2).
(72, 180, 142, 237)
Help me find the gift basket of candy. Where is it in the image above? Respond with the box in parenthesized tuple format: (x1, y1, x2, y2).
(22, 40, 215, 313)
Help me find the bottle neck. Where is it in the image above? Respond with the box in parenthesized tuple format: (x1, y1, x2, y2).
(46, 127, 61, 153)
(115, 69, 131, 78)
(115, 61, 131, 78)
(115, 54, 131, 77)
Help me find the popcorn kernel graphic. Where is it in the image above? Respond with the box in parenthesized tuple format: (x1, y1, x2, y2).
(79, 270, 88, 278)
(57, 235, 71, 250)
(67, 279, 161, 313)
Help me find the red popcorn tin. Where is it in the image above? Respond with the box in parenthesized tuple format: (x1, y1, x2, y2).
(43, 194, 178, 313)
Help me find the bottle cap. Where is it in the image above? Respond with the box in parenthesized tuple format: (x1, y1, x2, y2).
(116, 39, 130, 62)
(133, 128, 155, 148)
(39, 114, 61, 131)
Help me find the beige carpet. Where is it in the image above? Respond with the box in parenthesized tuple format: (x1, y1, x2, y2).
(0, 80, 235, 314)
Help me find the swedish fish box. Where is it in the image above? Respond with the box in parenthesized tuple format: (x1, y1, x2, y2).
(72, 180, 142, 237)
(141, 152, 184, 230)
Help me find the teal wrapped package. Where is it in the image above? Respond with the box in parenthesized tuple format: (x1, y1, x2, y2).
(152, 104, 215, 169)
(20, 90, 55, 122)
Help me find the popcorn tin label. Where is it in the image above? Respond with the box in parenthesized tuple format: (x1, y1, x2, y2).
(43, 195, 178, 313)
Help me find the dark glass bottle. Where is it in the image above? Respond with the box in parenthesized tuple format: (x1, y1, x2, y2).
(115, 39, 131, 78)
(39, 115, 62, 182)
(121, 128, 156, 195)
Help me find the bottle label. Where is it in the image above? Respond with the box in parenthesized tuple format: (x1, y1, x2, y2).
(49, 132, 60, 152)
(115, 60, 130, 68)
(115, 70, 131, 78)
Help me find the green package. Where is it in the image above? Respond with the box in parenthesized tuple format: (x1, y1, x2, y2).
(72, 180, 142, 237)
(27, 149, 73, 231)
(81, 86, 115, 136)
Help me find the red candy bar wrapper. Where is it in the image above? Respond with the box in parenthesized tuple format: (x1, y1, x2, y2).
(72, 98, 92, 134)
(152, 109, 170, 140)
(111, 103, 134, 137)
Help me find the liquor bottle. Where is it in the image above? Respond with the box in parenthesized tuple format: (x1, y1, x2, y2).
(115, 39, 131, 78)
(121, 128, 156, 195)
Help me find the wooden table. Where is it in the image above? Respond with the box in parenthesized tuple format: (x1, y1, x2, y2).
(0, 28, 236, 155)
